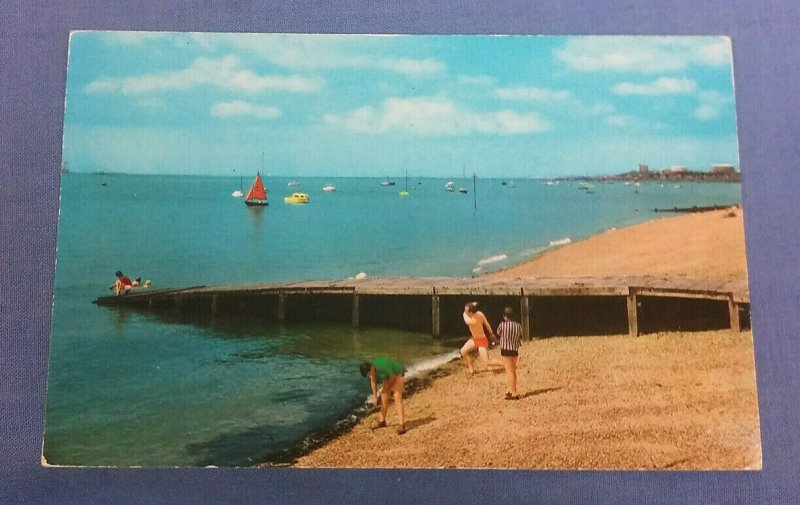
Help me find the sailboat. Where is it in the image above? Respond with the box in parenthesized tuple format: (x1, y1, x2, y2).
(380, 177, 396, 187)
(244, 172, 269, 207)
(458, 163, 468, 193)
(445, 180, 455, 192)
(399, 171, 409, 197)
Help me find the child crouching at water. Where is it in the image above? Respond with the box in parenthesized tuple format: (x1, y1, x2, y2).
(359, 356, 406, 435)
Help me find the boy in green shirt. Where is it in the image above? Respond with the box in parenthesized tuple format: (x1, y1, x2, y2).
(359, 356, 406, 434)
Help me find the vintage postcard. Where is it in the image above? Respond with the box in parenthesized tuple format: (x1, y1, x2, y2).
(44, 32, 759, 469)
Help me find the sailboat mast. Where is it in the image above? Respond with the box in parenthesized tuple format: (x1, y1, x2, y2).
(473, 173, 477, 210)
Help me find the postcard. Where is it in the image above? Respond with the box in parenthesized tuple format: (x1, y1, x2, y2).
(44, 32, 759, 469)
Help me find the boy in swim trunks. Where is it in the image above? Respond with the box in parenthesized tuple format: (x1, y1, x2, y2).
(460, 302, 503, 374)
(359, 356, 406, 434)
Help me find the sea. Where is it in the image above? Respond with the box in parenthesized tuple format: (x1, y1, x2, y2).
(43, 173, 742, 467)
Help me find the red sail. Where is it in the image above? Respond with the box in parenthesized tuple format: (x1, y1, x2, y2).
(245, 172, 267, 201)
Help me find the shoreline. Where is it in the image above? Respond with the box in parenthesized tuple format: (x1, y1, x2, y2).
(258, 355, 463, 467)
(283, 208, 758, 469)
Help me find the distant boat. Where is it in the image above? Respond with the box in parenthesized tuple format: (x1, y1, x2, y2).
(380, 178, 396, 187)
(445, 181, 455, 192)
(288, 181, 301, 187)
(322, 184, 336, 192)
(399, 171, 409, 197)
(232, 174, 244, 198)
(244, 172, 269, 207)
(458, 187, 468, 194)
(578, 182, 595, 190)
(284, 192, 309, 204)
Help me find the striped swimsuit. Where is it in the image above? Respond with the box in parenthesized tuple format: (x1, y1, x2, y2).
(496, 320, 523, 353)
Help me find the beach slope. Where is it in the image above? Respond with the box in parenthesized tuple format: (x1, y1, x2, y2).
(293, 209, 759, 469)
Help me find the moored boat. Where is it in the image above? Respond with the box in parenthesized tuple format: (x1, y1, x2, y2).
(322, 185, 336, 192)
(244, 172, 269, 206)
(284, 192, 309, 204)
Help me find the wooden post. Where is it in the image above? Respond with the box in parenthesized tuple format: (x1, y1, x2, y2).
(431, 292, 441, 337)
(277, 292, 286, 322)
(520, 293, 530, 340)
(352, 293, 360, 329)
(627, 290, 639, 337)
(211, 294, 218, 314)
(728, 297, 741, 332)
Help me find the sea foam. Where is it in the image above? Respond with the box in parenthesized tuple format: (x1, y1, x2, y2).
(477, 254, 508, 266)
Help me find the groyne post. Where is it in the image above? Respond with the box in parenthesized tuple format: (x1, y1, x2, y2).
(728, 297, 741, 332)
(431, 291, 441, 337)
(627, 289, 639, 337)
(520, 292, 531, 340)
(352, 293, 360, 329)
(277, 292, 286, 322)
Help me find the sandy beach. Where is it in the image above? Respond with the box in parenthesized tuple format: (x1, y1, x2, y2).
(489, 207, 748, 282)
(292, 209, 760, 470)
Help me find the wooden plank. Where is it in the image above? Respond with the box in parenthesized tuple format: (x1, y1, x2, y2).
(352, 293, 360, 329)
(627, 290, 639, 337)
(634, 288, 732, 301)
(277, 292, 286, 322)
(431, 294, 441, 337)
(520, 295, 530, 340)
(523, 286, 628, 297)
(728, 298, 742, 332)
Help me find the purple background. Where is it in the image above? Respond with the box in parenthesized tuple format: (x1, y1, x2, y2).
(2, 1, 798, 503)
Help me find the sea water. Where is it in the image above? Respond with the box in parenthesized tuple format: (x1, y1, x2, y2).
(44, 174, 742, 466)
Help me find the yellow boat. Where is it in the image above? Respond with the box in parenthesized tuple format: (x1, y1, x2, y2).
(284, 192, 309, 204)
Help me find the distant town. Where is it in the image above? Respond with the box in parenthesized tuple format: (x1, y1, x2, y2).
(558, 163, 740, 183)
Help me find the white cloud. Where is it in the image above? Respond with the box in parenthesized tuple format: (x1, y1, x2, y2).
(324, 97, 550, 136)
(458, 75, 496, 86)
(136, 97, 167, 109)
(100, 31, 168, 45)
(496, 86, 573, 102)
(604, 115, 634, 127)
(383, 58, 445, 76)
(221, 34, 446, 77)
(613, 77, 697, 95)
(211, 100, 281, 119)
(85, 56, 322, 95)
(555, 36, 731, 73)
(694, 104, 719, 120)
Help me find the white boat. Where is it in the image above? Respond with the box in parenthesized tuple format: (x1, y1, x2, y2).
(445, 181, 455, 192)
(288, 181, 301, 187)
(322, 185, 336, 192)
(232, 190, 244, 198)
(458, 187, 468, 194)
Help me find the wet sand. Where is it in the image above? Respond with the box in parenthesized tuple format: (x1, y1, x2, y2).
(292, 209, 760, 469)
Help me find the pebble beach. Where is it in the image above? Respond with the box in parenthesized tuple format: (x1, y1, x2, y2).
(291, 208, 760, 470)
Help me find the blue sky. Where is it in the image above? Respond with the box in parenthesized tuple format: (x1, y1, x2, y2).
(62, 32, 739, 177)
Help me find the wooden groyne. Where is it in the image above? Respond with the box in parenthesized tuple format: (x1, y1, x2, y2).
(94, 276, 750, 338)
(653, 204, 737, 213)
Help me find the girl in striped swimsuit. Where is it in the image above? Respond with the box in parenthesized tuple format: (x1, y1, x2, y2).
(495, 306, 524, 399)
